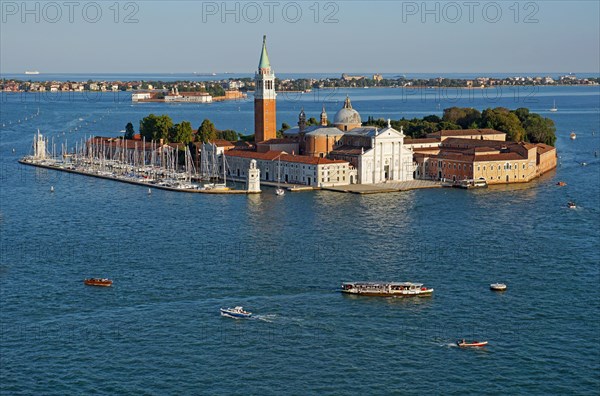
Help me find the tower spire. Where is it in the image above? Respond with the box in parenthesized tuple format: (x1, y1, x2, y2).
(254, 35, 277, 144)
(258, 35, 270, 70)
(320, 105, 328, 126)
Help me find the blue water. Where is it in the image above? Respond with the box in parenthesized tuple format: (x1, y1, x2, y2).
(1, 86, 599, 394)
(2, 72, 599, 82)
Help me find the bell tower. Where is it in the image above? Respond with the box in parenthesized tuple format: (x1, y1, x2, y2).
(320, 105, 328, 126)
(254, 35, 277, 144)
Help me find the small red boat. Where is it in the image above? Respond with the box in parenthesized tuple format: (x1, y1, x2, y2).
(84, 278, 113, 287)
(457, 340, 488, 348)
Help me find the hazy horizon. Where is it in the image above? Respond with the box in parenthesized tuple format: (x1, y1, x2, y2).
(1, 1, 599, 74)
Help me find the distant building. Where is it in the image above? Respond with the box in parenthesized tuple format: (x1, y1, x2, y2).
(411, 134, 557, 184)
(165, 91, 213, 103)
(329, 122, 415, 184)
(132, 92, 152, 102)
(225, 150, 350, 187)
(426, 129, 507, 142)
(342, 73, 365, 81)
(285, 97, 415, 184)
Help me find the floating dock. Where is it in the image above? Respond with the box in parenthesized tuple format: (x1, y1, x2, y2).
(18, 159, 258, 194)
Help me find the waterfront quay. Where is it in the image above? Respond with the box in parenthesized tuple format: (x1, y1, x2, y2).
(322, 180, 441, 194)
(18, 157, 256, 194)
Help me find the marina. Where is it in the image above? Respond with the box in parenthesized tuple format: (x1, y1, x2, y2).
(19, 131, 259, 194)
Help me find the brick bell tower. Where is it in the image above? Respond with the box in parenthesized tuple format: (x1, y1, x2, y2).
(254, 35, 277, 144)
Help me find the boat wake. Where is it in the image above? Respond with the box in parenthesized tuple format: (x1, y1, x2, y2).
(252, 314, 277, 323)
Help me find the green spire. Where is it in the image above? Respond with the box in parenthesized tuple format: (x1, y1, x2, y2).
(258, 35, 270, 69)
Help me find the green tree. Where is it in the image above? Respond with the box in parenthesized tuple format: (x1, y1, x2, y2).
(423, 115, 441, 123)
(277, 122, 291, 138)
(197, 119, 217, 143)
(139, 114, 173, 142)
(481, 107, 526, 142)
(217, 129, 240, 141)
(124, 122, 135, 139)
(442, 107, 481, 129)
(522, 113, 557, 146)
(305, 117, 319, 127)
(206, 84, 225, 97)
(513, 108, 530, 124)
(169, 121, 194, 144)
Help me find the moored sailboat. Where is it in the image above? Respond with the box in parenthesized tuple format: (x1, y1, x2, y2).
(275, 155, 285, 196)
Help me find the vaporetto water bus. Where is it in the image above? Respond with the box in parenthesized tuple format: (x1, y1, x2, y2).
(341, 282, 434, 297)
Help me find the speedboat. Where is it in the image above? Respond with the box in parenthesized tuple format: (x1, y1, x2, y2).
(556, 181, 567, 186)
(567, 201, 577, 209)
(220, 306, 252, 319)
(275, 188, 285, 196)
(457, 340, 488, 348)
(490, 283, 507, 291)
(570, 131, 576, 140)
(84, 278, 113, 287)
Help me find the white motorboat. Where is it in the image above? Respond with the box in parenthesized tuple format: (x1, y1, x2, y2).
(220, 306, 252, 319)
(490, 283, 507, 291)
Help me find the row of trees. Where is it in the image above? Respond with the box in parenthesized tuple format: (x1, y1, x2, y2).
(364, 107, 557, 146)
(127, 115, 241, 144)
(137, 114, 194, 144)
(195, 119, 240, 143)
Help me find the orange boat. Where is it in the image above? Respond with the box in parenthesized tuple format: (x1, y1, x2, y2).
(556, 181, 567, 186)
(457, 339, 488, 348)
(84, 278, 113, 287)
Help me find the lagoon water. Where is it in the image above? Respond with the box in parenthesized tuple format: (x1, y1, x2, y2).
(1, 85, 599, 394)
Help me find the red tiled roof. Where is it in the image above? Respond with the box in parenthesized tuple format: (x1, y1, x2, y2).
(208, 139, 236, 147)
(438, 152, 475, 161)
(413, 152, 439, 159)
(441, 138, 512, 149)
(535, 143, 555, 154)
(330, 145, 364, 155)
(234, 141, 253, 148)
(404, 138, 440, 145)
(412, 147, 440, 152)
(472, 147, 499, 153)
(472, 152, 525, 162)
(257, 138, 298, 145)
(180, 92, 210, 96)
(226, 150, 347, 165)
(432, 129, 505, 137)
(226, 149, 283, 161)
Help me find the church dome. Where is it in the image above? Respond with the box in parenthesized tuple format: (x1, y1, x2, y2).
(333, 96, 361, 128)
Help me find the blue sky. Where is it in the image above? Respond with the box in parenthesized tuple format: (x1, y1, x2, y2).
(1, 1, 599, 73)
